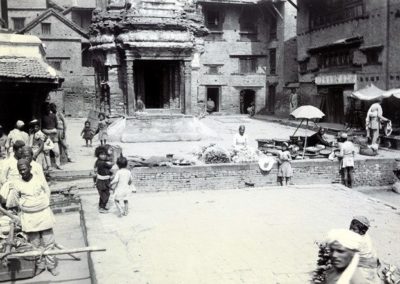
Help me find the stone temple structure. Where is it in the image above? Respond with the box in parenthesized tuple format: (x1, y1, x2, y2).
(89, 0, 208, 116)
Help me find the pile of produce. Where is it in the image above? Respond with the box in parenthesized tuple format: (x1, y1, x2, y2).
(230, 148, 261, 164)
(195, 144, 231, 164)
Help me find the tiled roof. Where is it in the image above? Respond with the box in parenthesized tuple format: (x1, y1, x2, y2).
(0, 56, 60, 81)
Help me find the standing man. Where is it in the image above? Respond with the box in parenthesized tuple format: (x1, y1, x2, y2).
(41, 103, 62, 170)
(49, 103, 72, 163)
(289, 88, 299, 114)
(337, 133, 356, 188)
(0, 140, 25, 203)
(5, 120, 29, 157)
(365, 100, 390, 145)
(0, 140, 25, 187)
(8, 159, 58, 276)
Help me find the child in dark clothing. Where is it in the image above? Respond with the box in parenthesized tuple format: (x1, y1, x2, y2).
(93, 146, 114, 213)
(81, 120, 94, 147)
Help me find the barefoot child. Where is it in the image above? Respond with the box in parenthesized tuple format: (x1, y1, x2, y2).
(93, 146, 113, 213)
(96, 113, 109, 146)
(81, 120, 94, 147)
(277, 142, 293, 186)
(110, 155, 133, 217)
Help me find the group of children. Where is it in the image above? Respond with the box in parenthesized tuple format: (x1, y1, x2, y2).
(93, 144, 135, 217)
(81, 113, 109, 147)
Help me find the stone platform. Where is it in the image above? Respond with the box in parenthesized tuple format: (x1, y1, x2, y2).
(81, 185, 400, 284)
(107, 113, 217, 143)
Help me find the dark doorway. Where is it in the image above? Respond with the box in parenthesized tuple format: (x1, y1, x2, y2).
(241, 89, 255, 114)
(320, 87, 346, 123)
(206, 87, 220, 112)
(268, 85, 276, 113)
(0, 83, 47, 133)
(134, 60, 181, 109)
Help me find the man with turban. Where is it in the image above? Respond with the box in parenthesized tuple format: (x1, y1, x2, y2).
(324, 228, 367, 284)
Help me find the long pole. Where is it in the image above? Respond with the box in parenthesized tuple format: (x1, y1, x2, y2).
(6, 246, 106, 259)
(302, 119, 308, 158)
(292, 119, 304, 137)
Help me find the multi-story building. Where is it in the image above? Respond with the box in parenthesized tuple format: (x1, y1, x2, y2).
(89, 0, 297, 116)
(297, 0, 400, 124)
(5, 0, 96, 117)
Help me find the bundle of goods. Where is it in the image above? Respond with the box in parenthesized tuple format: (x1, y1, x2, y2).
(195, 144, 231, 164)
(230, 148, 261, 164)
(311, 242, 331, 283)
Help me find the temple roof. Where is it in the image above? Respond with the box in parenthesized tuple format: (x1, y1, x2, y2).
(89, 0, 207, 52)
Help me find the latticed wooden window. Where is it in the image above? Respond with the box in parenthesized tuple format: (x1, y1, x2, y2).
(41, 23, 51, 35)
(239, 57, 257, 74)
(12, 17, 25, 30)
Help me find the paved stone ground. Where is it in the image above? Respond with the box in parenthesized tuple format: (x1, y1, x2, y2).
(81, 184, 400, 284)
(16, 212, 91, 284)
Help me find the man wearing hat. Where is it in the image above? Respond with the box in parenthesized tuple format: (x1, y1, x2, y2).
(349, 216, 380, 282)
(5, 120, 29, 158)
(337, 133, 356, 188)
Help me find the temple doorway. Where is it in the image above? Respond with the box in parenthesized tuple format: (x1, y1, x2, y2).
(134, 60, 181, 110)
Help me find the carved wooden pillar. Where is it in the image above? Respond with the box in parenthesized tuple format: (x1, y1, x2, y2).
(125, 58, 136, 115)
(183, 60, 192, 114)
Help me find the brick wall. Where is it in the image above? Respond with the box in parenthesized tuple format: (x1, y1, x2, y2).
(130, 158, 396, 192)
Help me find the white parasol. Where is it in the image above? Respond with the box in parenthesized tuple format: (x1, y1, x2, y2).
(290, 105, 325, 158)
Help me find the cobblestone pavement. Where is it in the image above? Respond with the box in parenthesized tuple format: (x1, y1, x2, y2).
(17, 212, 91, 283)
(81, 184, 400, 284)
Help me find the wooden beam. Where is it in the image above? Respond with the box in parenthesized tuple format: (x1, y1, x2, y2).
(287, 0, 298, 10)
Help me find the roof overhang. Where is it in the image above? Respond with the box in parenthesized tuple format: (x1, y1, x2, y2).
(308, 36, 363, 54)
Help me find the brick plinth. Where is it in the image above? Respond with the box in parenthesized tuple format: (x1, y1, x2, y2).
(130, 158, 396, 191)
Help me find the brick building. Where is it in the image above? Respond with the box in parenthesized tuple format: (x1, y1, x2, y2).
(4, 0, 97, 117)
(89, 0, 297, 116)
(297, 0, 400, 124)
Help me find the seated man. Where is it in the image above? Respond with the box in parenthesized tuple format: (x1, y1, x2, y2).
(308, 127, 331, 147)
(206, 98, 215, 114)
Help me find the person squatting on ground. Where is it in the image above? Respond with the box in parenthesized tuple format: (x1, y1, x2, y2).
(110, 155, 134, 217)
(81, 120, 95, 147)
(5, 120, 29, 158)
(323, 228, 378, 284)
(277, 142, 293, 186)
(337, 133, 356, 188)
(96, 113, 109, 146)
(41, 103, 62, 170)
(94, 146, 114, 213)
(308, 127, 331, 148)
(50, 103, 72, 163)
(7, 159, 58, 276)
